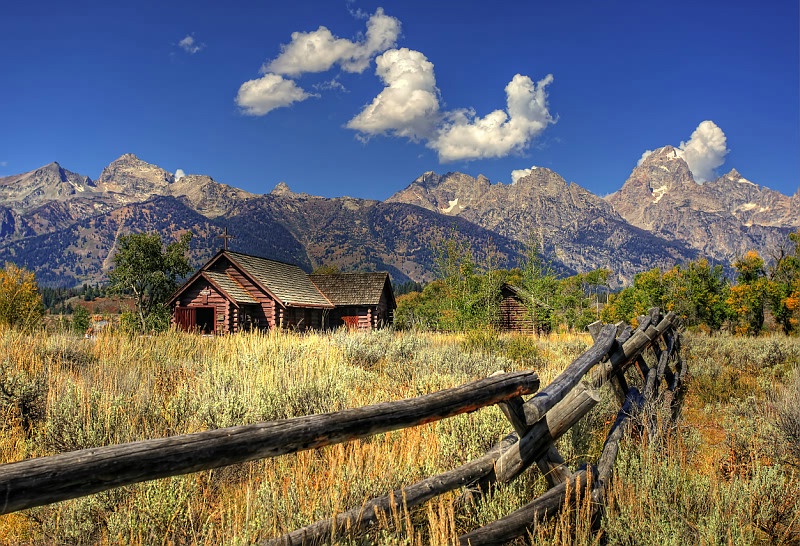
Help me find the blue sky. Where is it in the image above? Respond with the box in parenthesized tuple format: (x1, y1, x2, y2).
(2, 0, 798, 200)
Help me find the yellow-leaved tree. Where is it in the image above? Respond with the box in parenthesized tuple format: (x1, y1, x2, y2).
(727, 250, 767, 336)
(0, 263, 44, 332)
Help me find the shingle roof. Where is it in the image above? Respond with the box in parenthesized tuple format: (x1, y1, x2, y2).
(502, 283, 552, 310)
(309, 272, 392, 307)
(224, 251, 333, 308)
(203, 271, 258, 304)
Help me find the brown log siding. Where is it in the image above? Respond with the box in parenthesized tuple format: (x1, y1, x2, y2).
(499, 296, 534, 334)
(173, 281, 230, 333)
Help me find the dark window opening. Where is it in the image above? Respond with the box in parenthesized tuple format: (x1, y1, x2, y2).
(195, 307, 215, 334)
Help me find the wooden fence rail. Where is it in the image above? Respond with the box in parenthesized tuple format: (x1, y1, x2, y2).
(459, 309, 684, 545)
(271, 309, 683, 545)
(0, 371, 539, 514)
(0, 308, 685, 546)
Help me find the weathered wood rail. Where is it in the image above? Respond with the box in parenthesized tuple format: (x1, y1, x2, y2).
(0, 308, 685, 546)
(270, 308, 684, 546)
(0, 372, 539, 514)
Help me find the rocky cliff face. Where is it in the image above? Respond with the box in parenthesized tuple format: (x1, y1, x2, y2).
(94, 153, 174, 197)
(0, 162, 95, 213)
(606, 146, 796, 262)
(388, 166, 696, 283)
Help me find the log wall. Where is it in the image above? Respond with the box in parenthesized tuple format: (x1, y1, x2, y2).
(173, 280, 230, 333)
(499, 295, 534, 333)
(219, 261, 277, 329)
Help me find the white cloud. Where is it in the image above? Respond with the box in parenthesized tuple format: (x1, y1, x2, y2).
(511, 166, 539, 184)
(638, 121, 729, 182)
(264, 8, 400, 76)
(0, 161, 7, 168)
(429, 73, 555, 162)
(346, 48, 439, 140)
(313, 77, 347, 92)
(347, 51, 555, 162)
(178, 35, 204, 54)
(236, 73, 316, 116)
(678, 120, 728, 183)
(237, 9, 557, 160)
(175, 169, 186, 180)
(346, 0, 369, 20)
(637, 150, 654, 166)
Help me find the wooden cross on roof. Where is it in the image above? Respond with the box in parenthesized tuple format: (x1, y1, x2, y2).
(217, 227, 235, 251)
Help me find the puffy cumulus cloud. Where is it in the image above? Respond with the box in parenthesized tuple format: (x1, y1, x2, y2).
(264, 8, 400, 76)
(178, 35, 204, 54)
(236, 74, 316, 116)
(678, 120, 728, 183)
(347, 53, 555, 162)
(237, 8, 558, 160)
(175, 169, 186, 180)
(346, 48, 439, 140)
(429, 74, 555, 162)
(511, 166, 539, 184)
(637, 150, 654, 166)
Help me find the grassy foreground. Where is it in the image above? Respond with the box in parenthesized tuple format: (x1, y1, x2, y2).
(0, 327, 798, 545)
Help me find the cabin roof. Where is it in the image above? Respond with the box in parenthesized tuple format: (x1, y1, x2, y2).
(502, 283, 553, 310)
(309, 272, 395, 307)
(203, 271, 258, 304)
(224, 251, 333, 308)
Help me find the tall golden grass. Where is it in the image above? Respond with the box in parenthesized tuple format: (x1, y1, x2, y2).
(0, 327, 797, 545)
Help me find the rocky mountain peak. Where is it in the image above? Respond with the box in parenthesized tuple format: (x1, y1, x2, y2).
(606, 141, 799, 263)
(386, 171, 493, 214)
(513, 166, 564, 187)
(716, 168, 760, 188)
(0, 161, 97, 215)
(169, 174, 255, 218)
(95, 154, 175, 197)
(271, 181, 294, 196)
(412, 171, 442, 189)
(640, 147, 693, 180)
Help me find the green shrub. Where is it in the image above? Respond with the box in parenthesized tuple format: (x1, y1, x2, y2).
(461, 328, 500, 354)
(0, 364, 47, 432)
(72, 305, 91, 335)
(770, 367, 800, 463)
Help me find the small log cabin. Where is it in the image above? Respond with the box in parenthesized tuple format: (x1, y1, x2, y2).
(498, 283, 552, 335)
(309, 272, 396, 330)
(167, 250, 396, 334)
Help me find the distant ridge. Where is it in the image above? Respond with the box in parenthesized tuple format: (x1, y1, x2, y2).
(0, 151, 796, 287)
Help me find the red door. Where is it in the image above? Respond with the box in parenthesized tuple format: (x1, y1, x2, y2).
(175, 307, 196, 331)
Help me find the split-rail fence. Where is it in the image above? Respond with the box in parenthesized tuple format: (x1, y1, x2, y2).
(0, 308, 685, 544)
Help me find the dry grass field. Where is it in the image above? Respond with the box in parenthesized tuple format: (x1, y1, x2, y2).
(0, 327, 798, 545)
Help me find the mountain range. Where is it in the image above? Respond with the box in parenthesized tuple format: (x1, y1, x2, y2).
(0, 150, 796, 287)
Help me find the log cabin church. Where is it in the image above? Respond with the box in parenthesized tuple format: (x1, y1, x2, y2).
(167, 250, 396, 334)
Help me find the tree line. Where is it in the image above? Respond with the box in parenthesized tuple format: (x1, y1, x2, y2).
(0, 229, 797, 337)
(395, 234, 611, 333)
(396, 230, 800, 336)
